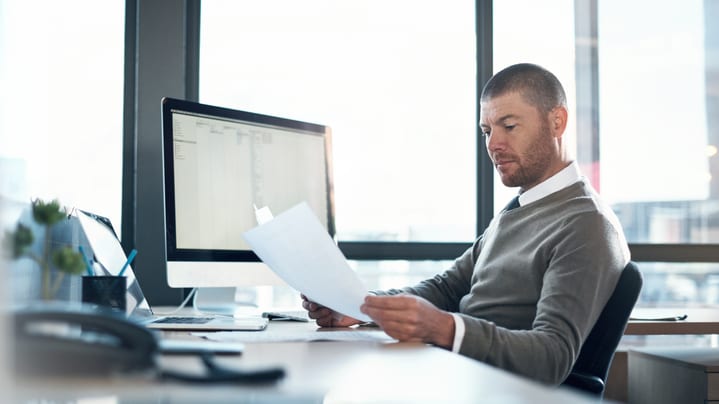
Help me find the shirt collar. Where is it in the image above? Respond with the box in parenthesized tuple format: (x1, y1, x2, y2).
(517, 161, 582, 207)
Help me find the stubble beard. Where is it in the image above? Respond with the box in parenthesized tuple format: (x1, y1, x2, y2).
(497, 122, 555, 190)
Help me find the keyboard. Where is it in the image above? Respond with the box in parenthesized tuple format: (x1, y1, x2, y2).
(152, 316, 214, 324)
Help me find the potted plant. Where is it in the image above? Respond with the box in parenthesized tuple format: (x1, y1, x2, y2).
(6, 199, 85, 300)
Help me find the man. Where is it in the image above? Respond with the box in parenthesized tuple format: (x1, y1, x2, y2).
(303, 63, 630, 385)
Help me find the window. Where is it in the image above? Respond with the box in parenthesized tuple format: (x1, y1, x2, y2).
(0, 1, 125, 232)
(199, 1, 477, 245)
(597, 0, 716, 245)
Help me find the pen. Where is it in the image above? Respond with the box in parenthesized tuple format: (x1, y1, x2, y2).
(78, 245, 94, 276)
(629, 314, 688, 322)
(118, 249, 137, 277)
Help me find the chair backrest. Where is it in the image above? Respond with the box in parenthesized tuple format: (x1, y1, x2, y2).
(562, 261, 643, 396)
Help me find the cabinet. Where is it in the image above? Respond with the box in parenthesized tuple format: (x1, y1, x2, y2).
(628, 347, 719, 404)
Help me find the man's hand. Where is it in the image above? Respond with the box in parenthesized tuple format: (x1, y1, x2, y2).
(360, 294, 455, 349)
(301, 294, 362, 328)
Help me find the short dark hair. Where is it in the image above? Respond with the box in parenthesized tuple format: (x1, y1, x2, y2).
(480, 63, 567, 114)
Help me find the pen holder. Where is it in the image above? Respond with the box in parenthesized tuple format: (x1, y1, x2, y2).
(82, 276, 126, 312)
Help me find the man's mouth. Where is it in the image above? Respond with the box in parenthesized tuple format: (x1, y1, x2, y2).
(493, 158, 514, 169)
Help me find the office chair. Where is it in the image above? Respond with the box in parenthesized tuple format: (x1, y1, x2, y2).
(562, 261, 643, 397)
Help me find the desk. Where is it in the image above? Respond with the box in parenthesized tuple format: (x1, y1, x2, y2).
(605, 307, 719, 402)
(626, 307, 719, 335)
(13, 320, 598, 403)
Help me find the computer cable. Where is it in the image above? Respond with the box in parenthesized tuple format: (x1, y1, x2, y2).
(151, 288, 198, 316)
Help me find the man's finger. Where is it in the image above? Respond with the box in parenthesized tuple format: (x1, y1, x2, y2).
(364, 294, 415, 310)
(362, 304, 420, 324)
(307, 307, 332, 319)
(375, 319, 423, 341)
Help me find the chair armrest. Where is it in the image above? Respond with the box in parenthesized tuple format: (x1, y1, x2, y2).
(562, 371, 605, 396)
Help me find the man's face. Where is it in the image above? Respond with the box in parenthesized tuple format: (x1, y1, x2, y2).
(479, 91, 559, 192)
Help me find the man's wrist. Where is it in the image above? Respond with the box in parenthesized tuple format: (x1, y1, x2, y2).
(433, 312, 456, 349)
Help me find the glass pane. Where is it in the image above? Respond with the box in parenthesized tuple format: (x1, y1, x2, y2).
(258, 260, 455, 309)
(199, 1, 477, 242)
(637, 262, 719, 308)
(351, 259, 456, 291)
(0, 1, 125, 233)
(597, 0, 718, 243)
(494, 0, 719, 244)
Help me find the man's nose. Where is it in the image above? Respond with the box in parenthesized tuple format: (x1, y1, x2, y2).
(486, 130, 505, 153)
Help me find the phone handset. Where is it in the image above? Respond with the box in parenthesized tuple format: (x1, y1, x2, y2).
(13, 305, 158, 376)
(13, 305, 286, 383)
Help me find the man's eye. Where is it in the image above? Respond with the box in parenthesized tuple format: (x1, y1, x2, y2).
(481, 130, 491, 138)
(505, 125, 516, 131)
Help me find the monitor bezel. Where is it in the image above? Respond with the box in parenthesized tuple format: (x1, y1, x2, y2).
(161, 96, 336, 267)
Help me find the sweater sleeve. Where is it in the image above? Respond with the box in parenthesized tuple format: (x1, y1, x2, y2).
(457, 212, 626, 385)
(372, 238, 481, 312)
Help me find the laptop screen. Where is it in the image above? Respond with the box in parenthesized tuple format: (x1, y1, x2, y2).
(76, 210, 153, 318)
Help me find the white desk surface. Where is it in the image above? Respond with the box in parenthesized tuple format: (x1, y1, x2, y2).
(627, 307, 719, 335)
(13, 320, 600, 403)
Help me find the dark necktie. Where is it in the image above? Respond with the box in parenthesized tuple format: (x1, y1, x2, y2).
(504, 195, 520, 211)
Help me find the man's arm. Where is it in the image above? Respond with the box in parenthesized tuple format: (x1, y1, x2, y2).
(361, 294, 456, 348)
(375, 239, 481, 311)
(365, 212, 626, 385)
(301, 241, 480, 329)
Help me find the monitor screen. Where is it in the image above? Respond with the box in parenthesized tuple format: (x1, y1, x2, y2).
(161, 97, 335, 288)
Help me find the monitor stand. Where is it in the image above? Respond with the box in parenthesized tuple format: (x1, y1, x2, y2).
(193, 287, 238, 315)
(193, 287, 260, 316)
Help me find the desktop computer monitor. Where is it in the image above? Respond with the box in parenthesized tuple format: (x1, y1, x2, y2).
(160, 97, 335, 303)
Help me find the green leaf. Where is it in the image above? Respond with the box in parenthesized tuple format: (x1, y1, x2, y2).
(31, 199, 67, 226)
(51, 247, 86, 275)
(8, 223, 34, 258)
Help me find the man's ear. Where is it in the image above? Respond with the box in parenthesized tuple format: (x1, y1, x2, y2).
(549, 106, 568, 138)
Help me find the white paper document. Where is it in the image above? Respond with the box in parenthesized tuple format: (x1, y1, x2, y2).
(195, 328, 395, 343)
(243, 202, 371, 322)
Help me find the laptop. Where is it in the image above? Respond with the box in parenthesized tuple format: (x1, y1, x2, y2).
(75, 209, 268, 331)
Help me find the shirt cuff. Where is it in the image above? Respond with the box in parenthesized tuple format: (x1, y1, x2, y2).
(450, 313, 465, 353)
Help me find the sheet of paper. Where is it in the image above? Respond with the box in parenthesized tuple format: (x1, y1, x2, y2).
(243, 202, 371, 322)
(194, 328, 395, 343)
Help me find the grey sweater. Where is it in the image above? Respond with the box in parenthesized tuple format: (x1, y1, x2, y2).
(382, 180, 629, 385)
